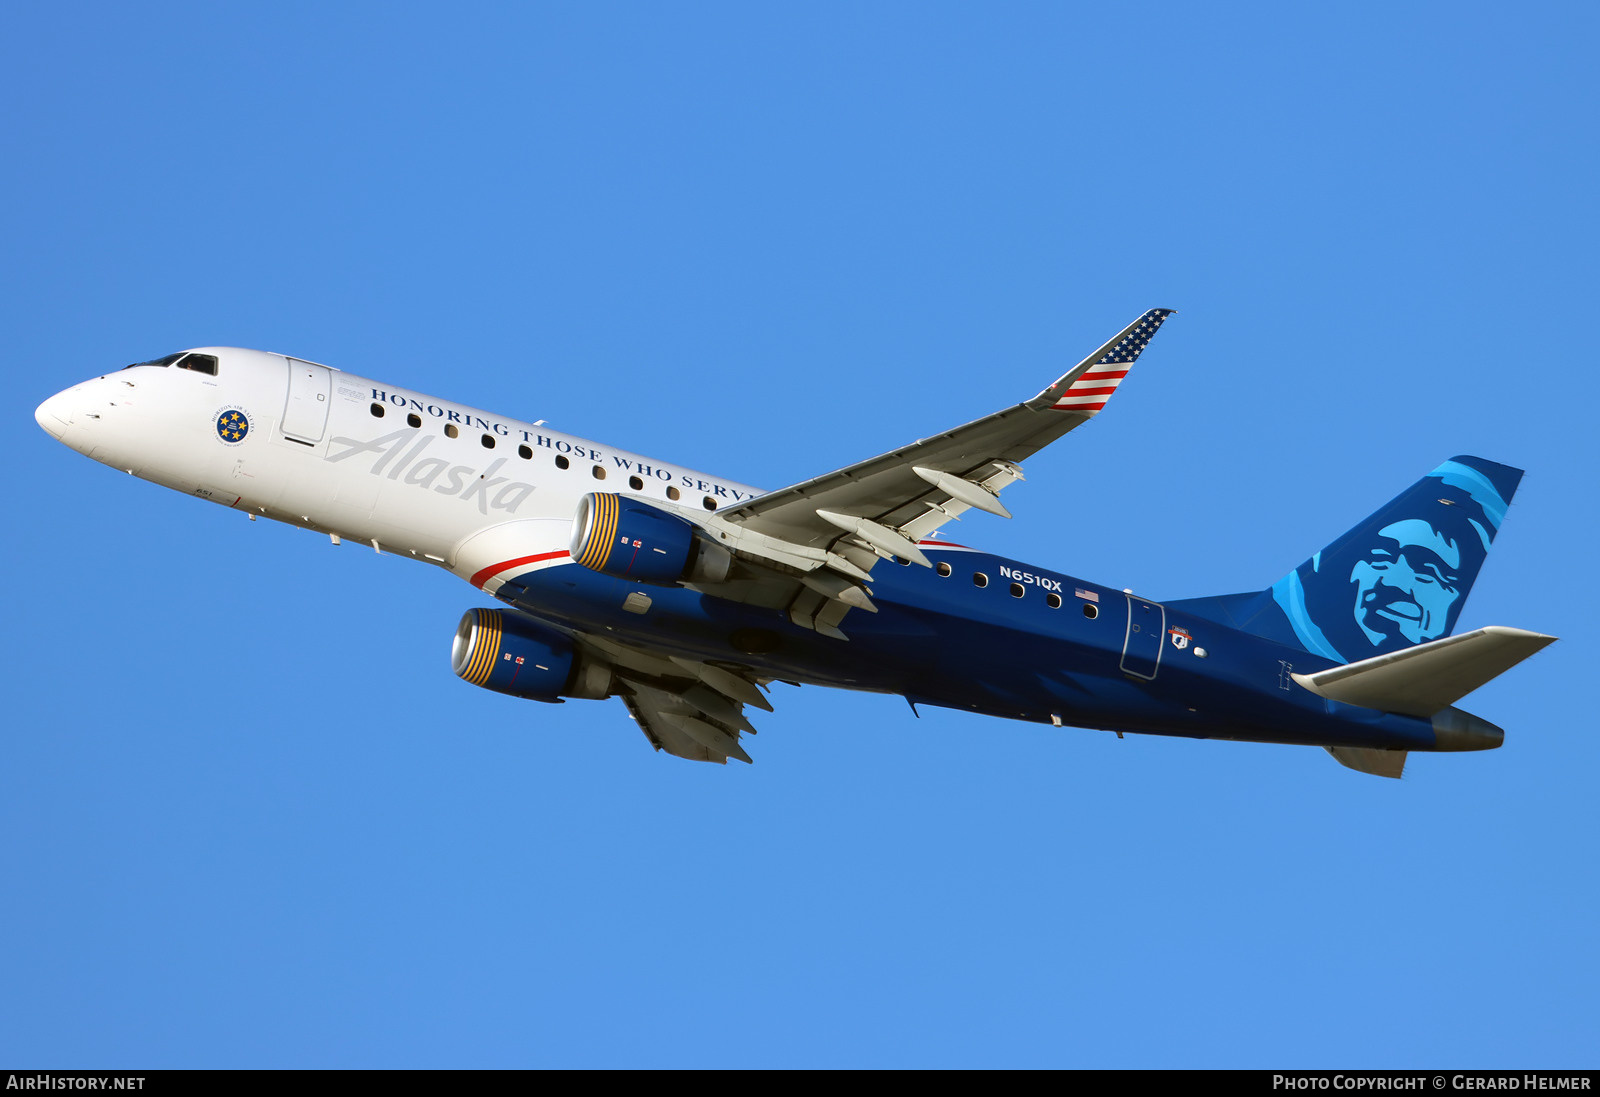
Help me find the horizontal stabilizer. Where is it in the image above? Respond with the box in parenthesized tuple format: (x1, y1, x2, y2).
(1293, 626, 1556, 717)
(1326, 746, 1407, 779)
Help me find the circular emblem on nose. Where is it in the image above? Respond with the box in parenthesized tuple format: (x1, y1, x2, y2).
(216, 407, 250, 444)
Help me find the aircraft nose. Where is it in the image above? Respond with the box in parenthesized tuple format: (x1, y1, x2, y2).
(35, 389, 74, 439)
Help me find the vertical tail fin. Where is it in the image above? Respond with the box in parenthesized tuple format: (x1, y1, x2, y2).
(1171, 456, 1523, 664)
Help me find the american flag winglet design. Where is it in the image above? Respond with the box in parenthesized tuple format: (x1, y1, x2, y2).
(1051, 308, 1174, 414)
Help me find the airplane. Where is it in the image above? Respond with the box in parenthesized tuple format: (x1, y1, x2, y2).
(33, 309, 1555, 778)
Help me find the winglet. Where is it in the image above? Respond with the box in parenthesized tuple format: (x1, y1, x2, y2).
(1034, 308, 1175, 415)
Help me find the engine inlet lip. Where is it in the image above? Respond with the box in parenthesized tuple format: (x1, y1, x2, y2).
(451, 610, 482, 676)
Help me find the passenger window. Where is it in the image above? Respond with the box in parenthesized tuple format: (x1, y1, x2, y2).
(481, 433, 495, 449)
(1009, 583, 1024, 598)
(973, 573, 988, 588)
(1082, 603, 1098, 620)
(370, 403, 385, 418)
(518, 444, 533, 459)
(936, 562, 951, 577)
(666, 486, 680, 501)
(176, 353, 218, 375)
(592, 466, 606, 480)
(702, 496, 717, 510)
(1046, 593, 1062, 609)
(556, 455, 570, 470)
(444, 423, 459, 439)
(629, 475, 644, 490)
(407, 413, 422, 428)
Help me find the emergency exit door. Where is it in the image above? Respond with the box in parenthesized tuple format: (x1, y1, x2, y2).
(1121, 594, 1165, 680)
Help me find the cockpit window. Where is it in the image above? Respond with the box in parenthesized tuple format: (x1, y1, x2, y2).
(121, 351, 220, 375)
(123, 352, 187, 369)
(175, 353, 218, 375)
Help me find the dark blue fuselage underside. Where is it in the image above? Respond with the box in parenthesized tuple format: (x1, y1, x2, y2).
(495, 547, 1438, 752)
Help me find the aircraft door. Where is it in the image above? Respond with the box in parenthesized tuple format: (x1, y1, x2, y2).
(1120, 595, 1165, 680)
(281, 359, 332, 444)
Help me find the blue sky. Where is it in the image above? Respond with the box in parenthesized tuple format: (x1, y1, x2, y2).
(4, 2, 1597, 1068)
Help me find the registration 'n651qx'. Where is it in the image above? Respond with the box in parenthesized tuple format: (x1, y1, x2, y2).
(35, 311, 1555, 777)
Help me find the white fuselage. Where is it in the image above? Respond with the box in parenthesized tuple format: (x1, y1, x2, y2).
(35, 348, 763, 593)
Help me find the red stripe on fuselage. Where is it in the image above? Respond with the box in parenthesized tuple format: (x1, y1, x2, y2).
(471, 550, 571, 588)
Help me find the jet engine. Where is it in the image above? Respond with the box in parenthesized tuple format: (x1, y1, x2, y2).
(569, 492, 732, 584)
(451, 608, 612, 702)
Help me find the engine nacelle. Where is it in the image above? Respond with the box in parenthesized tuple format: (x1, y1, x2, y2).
(570, 492, 731, 584)
(451, 609, 611, 702)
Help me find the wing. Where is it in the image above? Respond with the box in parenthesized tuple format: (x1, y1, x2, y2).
(500, 311, 1173, 758)
(576, 632, 775, 764)
(700, 308, 1175, 635)
(621, 684, 757, 764)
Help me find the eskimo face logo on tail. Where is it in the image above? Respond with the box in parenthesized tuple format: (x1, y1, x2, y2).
(1348, 517, 1466, 646)
(1272, 457, 1515, 662)
(325, 429, 537, 515)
